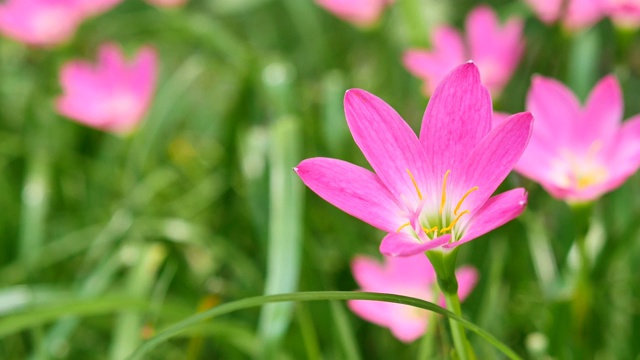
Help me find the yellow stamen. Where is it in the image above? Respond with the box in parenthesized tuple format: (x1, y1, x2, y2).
(439, 170, 450, 215)
(406, 169, 423, 200)
(396, 222, 411, 233)
(422, 226, 438, 235)
(440, 210, 469, 234)
(454, 186, 479, 215)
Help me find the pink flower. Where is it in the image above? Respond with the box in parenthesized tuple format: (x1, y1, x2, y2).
(144, 0, 188, 8)
(403, 6, 524, 97)
(511, 75, 640, 202)
(56, 43, 158, 134)
(0, 0, 123, 47)
(295, 63, 533, 257)
(315, 0, 394, 27)
(524, 0, 603, 30)
(601, 0, 640, 27)
(0, 0, 85, 46)
(348, 254, 478, 342)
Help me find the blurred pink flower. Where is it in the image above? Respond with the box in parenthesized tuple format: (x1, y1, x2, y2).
(601, 0, 640, 27)
(0, 0, 85, 46)
(524, 0, 603, 30)
(0, 0, 123, 47)
(348, 254, 478, 342)
(295, 63, 532, 257)
(403, 6, 524, 97)
(56, 43, 158, 134)
(315, 0, 394, 27)
(510, 75, 640, 202)
(144, 0, 188, 8)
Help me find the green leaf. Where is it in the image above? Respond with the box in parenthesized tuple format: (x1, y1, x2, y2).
(127, 291, 523, 360)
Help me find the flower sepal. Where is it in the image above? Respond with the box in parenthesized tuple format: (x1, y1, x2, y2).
(426, 247, 460, 295)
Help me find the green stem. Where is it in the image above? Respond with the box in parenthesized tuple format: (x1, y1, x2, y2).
(126, 291, 522, 360)
(444, 291, 474, 360)
(417, 305, 437, 359)
(568, 202, 594, 344)
(426, 248, 476, 359)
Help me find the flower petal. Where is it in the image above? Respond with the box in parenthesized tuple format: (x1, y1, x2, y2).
(99, 43, 126, 76)
(380, 232, 450, 257)
(130, 46, 158, 98)
(351, 256, 390, 291)
(352, 255, 436, 291)
(385, 254, 436, 287)
(389, 317, 428, 343)
(348, 299, 394, 327)
(403, 27, 465, 95)
(580, 115, 640, 199)
(575, 75, 622, 150)
(344, 89, 432, 203)
(457, 112, 533, 214)
(420, 62, 493, 178)
(514, 128, 562, 189)
(466, 6, 524, 95)
(295, 157, 403, 233)
(445, 188, 527, 248)
(564, 0, 604, 30)
(455, 266, 479, 301)
(527, 75, 580, 148)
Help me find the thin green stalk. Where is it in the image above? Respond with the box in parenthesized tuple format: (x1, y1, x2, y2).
(126, 291, 523, 360)
(296, 304, 321, 360)
(521, 211, 558, 298)
(19, 149, 49, 270)
(567, 27, 600, 100)
(568, 202, 594, 345)
(444, 291, 475, 360)
(417, 308, 437, 359)
(426, 248, 476, 360)
(329, 301, 361, 360)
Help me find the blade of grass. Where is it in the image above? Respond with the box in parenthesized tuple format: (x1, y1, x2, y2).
(128, 291, 523, 360)
(295, 303, 321, 360)
(329, 300, 361, 360)
(0, 296, 147, 337)
(109, 243, 167, 360)
(257, 116, 303, 357)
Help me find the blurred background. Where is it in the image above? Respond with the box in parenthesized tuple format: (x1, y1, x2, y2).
(2, 0, 640, 359)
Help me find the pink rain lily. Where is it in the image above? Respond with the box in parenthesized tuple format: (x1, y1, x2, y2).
(0, 0, 123, 47)
(295, 63, 533, 257)
(510, 75, 640, 202)
(601, 0, 640, 27)
(348, 254, 478, 342)
(56, 43, 158, 134)
(0, 0, 86, 46)
(524, 0, 603, 30)
(403, 6, 524, 96)
(315, 0, 394, 27)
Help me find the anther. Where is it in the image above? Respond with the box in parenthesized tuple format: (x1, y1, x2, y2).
(439, 170, 450, 215)
(422, 226, 438, 235)
(454, 186, 479, 215)
(440, 210, 469, 234)
(406, 169, 423, 201)
(396, 222, 411, 233)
